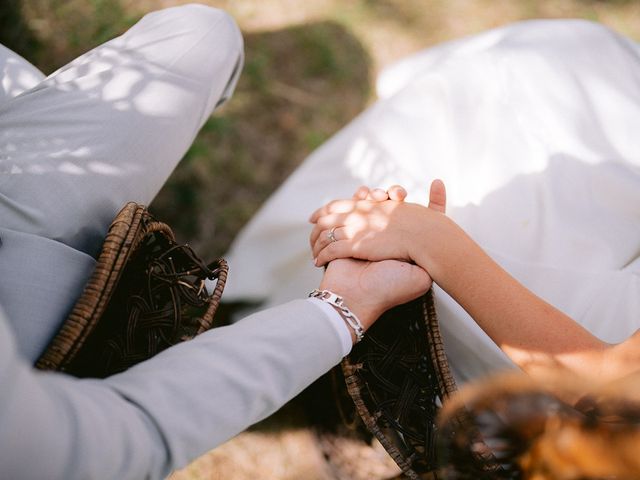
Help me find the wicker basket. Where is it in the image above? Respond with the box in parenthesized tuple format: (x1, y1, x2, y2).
(338, 290, 501, 479)
(35, 202, 227, 378)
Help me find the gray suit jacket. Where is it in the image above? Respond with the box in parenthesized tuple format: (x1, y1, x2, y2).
(0, 228, 344, 479)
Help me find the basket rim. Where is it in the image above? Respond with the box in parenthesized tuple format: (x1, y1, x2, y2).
(35, 202, 174, 371)
(340, 291, 458, 479)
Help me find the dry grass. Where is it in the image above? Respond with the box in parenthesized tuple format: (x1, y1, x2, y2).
(170, 428, 333, 480)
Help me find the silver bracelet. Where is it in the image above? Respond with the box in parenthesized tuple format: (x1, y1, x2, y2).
(309, 289, 365, 343)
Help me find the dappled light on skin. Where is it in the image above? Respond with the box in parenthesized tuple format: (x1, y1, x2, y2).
(309, 198, 411, 268)
(501, 342, 607, 389)
(349, 217, 396, 266)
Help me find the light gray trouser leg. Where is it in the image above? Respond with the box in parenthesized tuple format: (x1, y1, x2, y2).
(0, 43, 45, 105)
(0, 4, 243, 256)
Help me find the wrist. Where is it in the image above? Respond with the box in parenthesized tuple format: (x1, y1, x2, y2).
(315, 284, 381, 332)
(413, 211, 465, 282)
(403, 204, 441, 266)
(329, 305, 358, 344)
(309, 289, 371, 344)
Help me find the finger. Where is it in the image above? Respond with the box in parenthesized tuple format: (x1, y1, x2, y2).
(311, 226, 345, 258)
(309, 206, 324, 223)
(367, 188, 389, 202)
(428, 179, 447, 213)
(309, 199, 358, 223)
(310, 223, 324, 249)
(314, 212, 355, 230)
(315, 240, 353, 267)
(352, 185, 370, 200)
(387, 185, 407, 202)
(309, 213, 349, 246)
(309, 202, 334, 223)
(312, 226, 342, 254)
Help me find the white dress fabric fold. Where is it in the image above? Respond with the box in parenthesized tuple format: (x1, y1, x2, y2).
(225, 19, 640, 384)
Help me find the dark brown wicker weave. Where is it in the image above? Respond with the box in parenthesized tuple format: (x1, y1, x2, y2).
(35, 202, 227, 378)
(340, 290, 501, 479)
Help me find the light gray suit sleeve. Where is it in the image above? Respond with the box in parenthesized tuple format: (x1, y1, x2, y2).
(0, 299, 344, 479)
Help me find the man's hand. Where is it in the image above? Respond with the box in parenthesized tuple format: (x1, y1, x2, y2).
(319, 257, 431, 336)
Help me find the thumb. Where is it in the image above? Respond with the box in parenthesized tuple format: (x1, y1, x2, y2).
(428, 179, 447, 213)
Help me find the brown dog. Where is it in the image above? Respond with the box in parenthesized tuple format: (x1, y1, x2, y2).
(437, 371, 640, 479)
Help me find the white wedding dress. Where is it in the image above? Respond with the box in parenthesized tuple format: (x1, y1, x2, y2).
(225, 19, 640, 384)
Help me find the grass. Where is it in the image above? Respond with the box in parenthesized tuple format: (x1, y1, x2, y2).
(2, 0, 639, 478)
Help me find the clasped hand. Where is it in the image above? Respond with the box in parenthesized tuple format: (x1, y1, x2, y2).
(310, 181, 447, 333)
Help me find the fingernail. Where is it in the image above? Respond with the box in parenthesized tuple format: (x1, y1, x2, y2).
(313, 257, 318, 266)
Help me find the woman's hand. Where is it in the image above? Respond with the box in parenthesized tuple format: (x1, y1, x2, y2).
(310, 200, 418, 265)
(310, 180, 447, 267)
